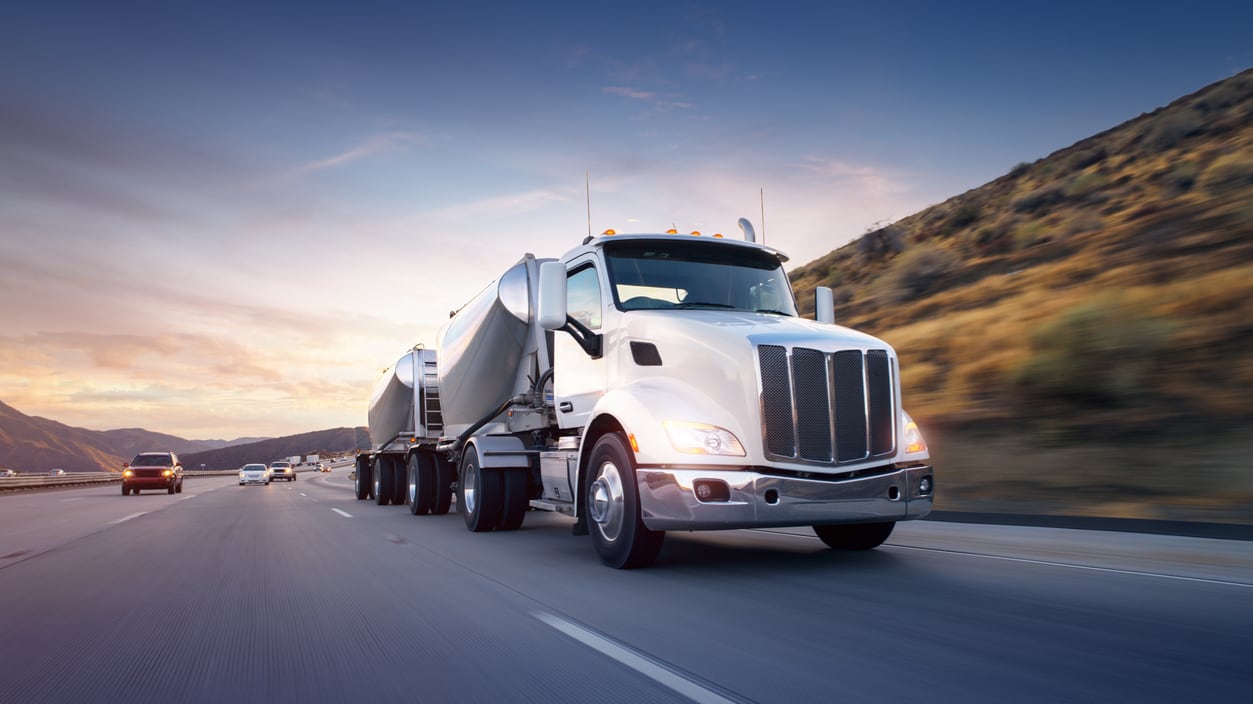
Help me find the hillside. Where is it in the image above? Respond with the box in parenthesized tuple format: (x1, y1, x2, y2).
(0, 400, 364, 473)
(787, 69, 1253, 522)
(0, 401, 127, 472)
(791, 68, 1252, 435)
(181, 427, 370, 471)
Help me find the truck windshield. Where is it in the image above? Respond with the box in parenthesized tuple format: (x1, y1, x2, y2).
(604, 241, 797, 316)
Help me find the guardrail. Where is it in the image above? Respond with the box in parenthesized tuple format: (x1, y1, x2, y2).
(0, 469, 325, 493)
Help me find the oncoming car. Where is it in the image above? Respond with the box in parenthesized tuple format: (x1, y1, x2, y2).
(269, 461, 296, 482)
(239, 463, 271, 486)
(318, 463, 330, 473)
(122, 452, 184, 495)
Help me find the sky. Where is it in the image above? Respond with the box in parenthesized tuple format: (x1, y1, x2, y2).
(1, 0, 1249, 440)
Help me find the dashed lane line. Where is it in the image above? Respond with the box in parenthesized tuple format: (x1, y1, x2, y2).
(332, 508, 352, 518)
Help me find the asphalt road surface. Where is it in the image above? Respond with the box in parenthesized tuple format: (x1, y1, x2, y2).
(1, 468, 1250, 704)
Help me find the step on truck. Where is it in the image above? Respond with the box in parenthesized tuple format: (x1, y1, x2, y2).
(355, 219, 934, 568)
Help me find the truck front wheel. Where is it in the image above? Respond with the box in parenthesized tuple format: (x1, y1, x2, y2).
(459, 446, 501, 532)
(586, 433, 664, 569)
(813, 522, 895, 550)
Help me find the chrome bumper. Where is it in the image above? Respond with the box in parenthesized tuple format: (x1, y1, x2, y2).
(636, 464, 932, 531)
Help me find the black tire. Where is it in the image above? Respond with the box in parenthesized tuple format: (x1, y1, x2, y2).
(176, 479, 183, 494)
(586, 433, 664, 569)
(167, 484, 175, 494)
(408, 454, 433, 516)
(813, 522, 895, 550)
(121, 483, 129, 496)
(498, 469, 529, 531)
(354, 456, 371, 500)
(459, 446, 501, 532)
(392, 457, 408, 506)
(432, 455, 454, 515)
(374, 457, 394, 505)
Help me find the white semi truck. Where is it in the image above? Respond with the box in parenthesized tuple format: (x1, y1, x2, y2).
(356, 220, 933, 568)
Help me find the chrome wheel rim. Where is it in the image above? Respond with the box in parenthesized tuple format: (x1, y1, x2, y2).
(408, 467, 417, 504)
(589, 461, 625, 543)
(463, 464, 477, 515)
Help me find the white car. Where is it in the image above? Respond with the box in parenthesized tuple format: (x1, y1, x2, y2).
(239, 463, 271, 486)
(269, 461, 296, 482)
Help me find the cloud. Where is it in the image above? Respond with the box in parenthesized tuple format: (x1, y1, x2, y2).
(284, 131, 426, 178)
(601, 86, 694, 111)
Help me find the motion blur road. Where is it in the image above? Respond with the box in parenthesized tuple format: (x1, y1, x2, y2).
(1, 466, 1250, 704)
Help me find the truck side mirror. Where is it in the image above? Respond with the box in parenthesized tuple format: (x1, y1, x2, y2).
(815, 287, 835, 324)
(537, 261, 568, 330)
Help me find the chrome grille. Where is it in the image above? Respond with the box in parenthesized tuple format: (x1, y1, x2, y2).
(758, 345, 896, 465)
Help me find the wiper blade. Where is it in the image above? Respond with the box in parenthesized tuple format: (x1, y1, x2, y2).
(754, 308, 792, 316)
(675, 301, 736, 309)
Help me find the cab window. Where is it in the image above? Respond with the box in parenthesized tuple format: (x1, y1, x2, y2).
(567, 265, 602, 330)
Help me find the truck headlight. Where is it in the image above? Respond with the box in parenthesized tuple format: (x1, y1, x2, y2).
(123, 470, 134, 478)
(903, 412, 928, 455)
(663, 421, 746, 456)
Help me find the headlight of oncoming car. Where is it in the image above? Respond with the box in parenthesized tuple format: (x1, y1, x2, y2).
(663, 420, 746, 456)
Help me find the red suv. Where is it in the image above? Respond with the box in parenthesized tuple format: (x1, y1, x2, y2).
(123, 452, 184, 495)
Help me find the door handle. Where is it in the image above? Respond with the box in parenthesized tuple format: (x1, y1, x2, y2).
(559, 402, 573, 413)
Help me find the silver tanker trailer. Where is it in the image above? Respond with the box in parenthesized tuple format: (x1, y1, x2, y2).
(356, 220, 934, 568)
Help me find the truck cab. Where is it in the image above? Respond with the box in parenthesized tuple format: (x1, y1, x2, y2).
(536, 232, 933, 566)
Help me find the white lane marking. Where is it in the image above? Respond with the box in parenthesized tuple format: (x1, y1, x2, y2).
(61, 497, 85, 502)
(332, 508, 352, 518)
(180, 494, 196, 500)
(534, 612, 739, 704)
(886, 543, 1253, 589)
(109, 512, 147, 525)
(300, 493, 307, 497)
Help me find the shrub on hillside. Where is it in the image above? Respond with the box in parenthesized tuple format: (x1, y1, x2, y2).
(1014, 295, 1174, 414)
(1143, 107, 1206, 150)
(858, 225, 905, 261)
(878, 243, 958, 303)
(1199, 151, 1253, 195)
(1012, 184, 1066, 214)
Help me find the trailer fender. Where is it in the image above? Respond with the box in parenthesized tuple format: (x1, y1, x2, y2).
(466, 434, 533, 469)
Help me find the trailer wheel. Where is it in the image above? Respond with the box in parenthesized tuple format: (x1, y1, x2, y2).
(374, 457, 395, 505)
(354, 456, 371, 500)
(586, 433, 664, 568)
(498, 469, 529, 531)
(432, 455, 454, 515)
(813, 522, 895, 550)
(393, 457, 408, 506)
(459, 446, 501, 532)
(408, 454, 433, 516)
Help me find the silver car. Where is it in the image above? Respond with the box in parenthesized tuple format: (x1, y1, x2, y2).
(239, 463, 271, 486)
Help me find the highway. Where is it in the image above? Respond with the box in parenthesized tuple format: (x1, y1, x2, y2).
(1, 466, 1250, 704)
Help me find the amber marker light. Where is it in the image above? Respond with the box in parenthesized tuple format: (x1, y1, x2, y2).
(628, 434, 639, 453)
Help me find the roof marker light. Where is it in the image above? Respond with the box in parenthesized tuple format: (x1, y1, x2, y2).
(713, 233, 724, 238)
(602, 229, 616, 235)
(666, 228, 678, 234)
(690, 231, 701, 236)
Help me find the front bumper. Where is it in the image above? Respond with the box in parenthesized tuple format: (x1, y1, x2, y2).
(125, 477, 176, 490)
(240, 476, 269, 484)
(636, 464, 932, 531)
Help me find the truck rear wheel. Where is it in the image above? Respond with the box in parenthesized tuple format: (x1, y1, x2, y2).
(813, 522, 895, 550)
(498, 469, 529, 531)
(432, 455, 454, 515)
(586, 433, 664, 569)
(374, 457, 394, 505)
(393, 457, 408, 506)
(460, 446, 501, 532)
(354, 456, 371, 500)
(408, 454, 433, 516)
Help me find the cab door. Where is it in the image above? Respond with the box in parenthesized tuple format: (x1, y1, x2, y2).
(553, 257, 608, 430)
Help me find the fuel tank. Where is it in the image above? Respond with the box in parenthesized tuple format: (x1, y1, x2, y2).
(436, 256, 545, 431)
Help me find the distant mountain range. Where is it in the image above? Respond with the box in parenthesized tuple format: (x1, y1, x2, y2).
(0, 400, 367, 472)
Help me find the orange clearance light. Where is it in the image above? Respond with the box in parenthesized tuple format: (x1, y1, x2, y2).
(713, 233, 724, 238)
(666, 228, 678, 234)
(602, 229, 616, 235)
(628, 434, 639, 453)
(690, 231, 701, 236)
